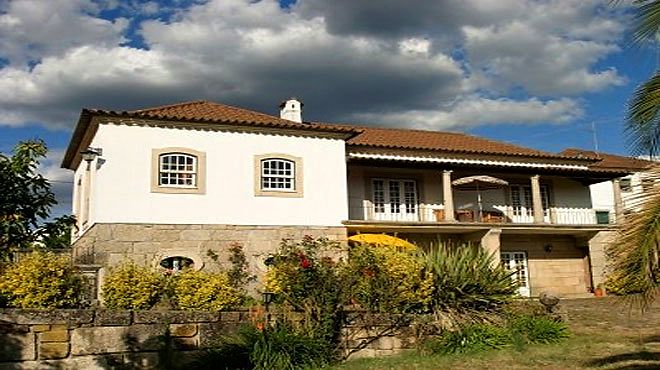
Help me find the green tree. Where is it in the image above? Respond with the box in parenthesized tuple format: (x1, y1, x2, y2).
(612, 0, 660, 307)
(0, 139, 76, 260)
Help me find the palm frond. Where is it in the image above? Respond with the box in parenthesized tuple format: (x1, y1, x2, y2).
(626, 72, 660, 156)
(631, 0, 660, 44)
(609, 164, 660, 309)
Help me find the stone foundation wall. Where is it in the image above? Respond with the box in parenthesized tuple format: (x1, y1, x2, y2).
(501, 235, 590, 297)
(0, 309, 417, 369)
(72, 223, 346, 275)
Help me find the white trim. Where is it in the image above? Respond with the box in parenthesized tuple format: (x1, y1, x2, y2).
(501, 251, 530, 297)
(349, 153, 590, 170)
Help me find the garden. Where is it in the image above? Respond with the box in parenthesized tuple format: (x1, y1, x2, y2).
(0, 235, 579, 369)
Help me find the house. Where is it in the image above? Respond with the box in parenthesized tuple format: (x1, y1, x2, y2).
(560, 148, 654, 216)
(61, 99, 637, 298)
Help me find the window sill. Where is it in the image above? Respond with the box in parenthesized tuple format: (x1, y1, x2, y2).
(151, 186, 205, 195)
(255, 189, 303, 198)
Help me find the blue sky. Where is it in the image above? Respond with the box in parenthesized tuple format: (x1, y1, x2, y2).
(0, 0, 653, 215)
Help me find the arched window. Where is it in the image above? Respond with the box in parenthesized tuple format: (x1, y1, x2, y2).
(151, 148, 206, 194)
(159, 256, 194, 274)
(159, 153, 197, 187)
(254, 154, 303, 197)
(261, 158, 295, 191)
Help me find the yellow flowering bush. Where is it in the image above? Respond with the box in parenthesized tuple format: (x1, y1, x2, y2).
(172, 269, 242, 311)
(102, 261, 165, 309)
(343, 242, 433, 313)
(0, 251, 85, 308)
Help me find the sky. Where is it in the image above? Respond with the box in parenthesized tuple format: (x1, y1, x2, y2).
(0, 0, 655, 217)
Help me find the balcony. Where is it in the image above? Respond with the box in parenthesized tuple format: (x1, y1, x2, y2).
(355, 201, 614, 226)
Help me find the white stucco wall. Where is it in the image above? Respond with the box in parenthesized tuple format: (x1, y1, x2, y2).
(589, 180, 615, 211)
(590, 173, 644, 213)
(76, 123, 348, 226)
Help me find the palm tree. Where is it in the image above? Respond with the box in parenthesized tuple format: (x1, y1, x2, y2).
(627, 0, 660, 156)
(613, 0, 660, 308)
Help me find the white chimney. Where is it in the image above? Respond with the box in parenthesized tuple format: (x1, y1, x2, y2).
(279, 98, 303, 123)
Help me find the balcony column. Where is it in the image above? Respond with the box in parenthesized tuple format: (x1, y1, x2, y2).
(442, 170, 456, 222)
(612, 178, 624, 224)
(530, 175, 545, 224)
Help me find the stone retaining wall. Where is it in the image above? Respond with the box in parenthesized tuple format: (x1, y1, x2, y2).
(0, 309, 417, 369)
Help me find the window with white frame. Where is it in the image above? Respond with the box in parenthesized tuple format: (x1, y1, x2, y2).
(159, 153, 197, 187)
(261, 158, 295, 191)
(254, 154, 303, 197)
(151, 148, 206, 194)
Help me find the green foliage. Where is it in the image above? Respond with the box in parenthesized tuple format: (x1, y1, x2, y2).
(101, 261, 166, 309)
(191, 323, 330, 370)
(604, 271, 646, 296)
(508, 315, 569, 345)
(251, 322, 332, 370)
(172, 269, 242, 311)
(424, 314, 568, 355)
(0, 140, 76, 260)
(617, 0, 660, 308)
(426, 323, 511, 355)
(0, 251, 85, 308)
(421, 243, 518, 312)
(190, 324, 258, 369)
(228, 243, 256, 292)
(264, 236, 344, 348)
(341, 242, 432, 313)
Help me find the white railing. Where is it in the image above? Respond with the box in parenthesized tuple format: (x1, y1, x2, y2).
(355, 202, 613, 225)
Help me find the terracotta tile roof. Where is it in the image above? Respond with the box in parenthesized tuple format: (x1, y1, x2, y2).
(560, 148, 653, 171)
(317, 123, 581, 160)
(84, 100, 356, 133)
(62, 100, 357, 169)
(129, 100, 300, 126)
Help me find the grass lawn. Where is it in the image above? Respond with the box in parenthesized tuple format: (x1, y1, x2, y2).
(330, 298, 660, 370)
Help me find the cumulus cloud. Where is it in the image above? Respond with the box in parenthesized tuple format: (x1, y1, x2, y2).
(0, 0, 629, 131)
(352, 96, 584, 130)
(0, 0, 128, 65)
(464, 21, 626, 96)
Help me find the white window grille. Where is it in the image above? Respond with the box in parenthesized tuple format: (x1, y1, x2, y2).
(159, 153, 197, 187)
(261, 158, 295, 191)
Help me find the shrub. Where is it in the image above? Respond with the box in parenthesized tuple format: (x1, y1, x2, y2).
(424, 313, 569, 355)
(421, 243, 518, 312)
(189, 324, 258, 370)
(263, 236, 343, 352)
(508, 315, 569, 344)
(191, 323, 330, 370)
(102, 261, 165, 309)
(227, 243, 256, 291)
(251, 322, 332, 370)
(426, 323, 511, 354)
(342, 242, 432, 313)
(0, 251, 85, 308)
(172, 269, 242, 311)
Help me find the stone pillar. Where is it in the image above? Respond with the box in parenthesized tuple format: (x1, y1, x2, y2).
(465, 229, 502, 266)
(612, 178, 624, 224)
(588, 230, 616, 289)
(531, 175, 544, 224)
(482, 229, 502, 265)
(442, 170, 455, 222)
